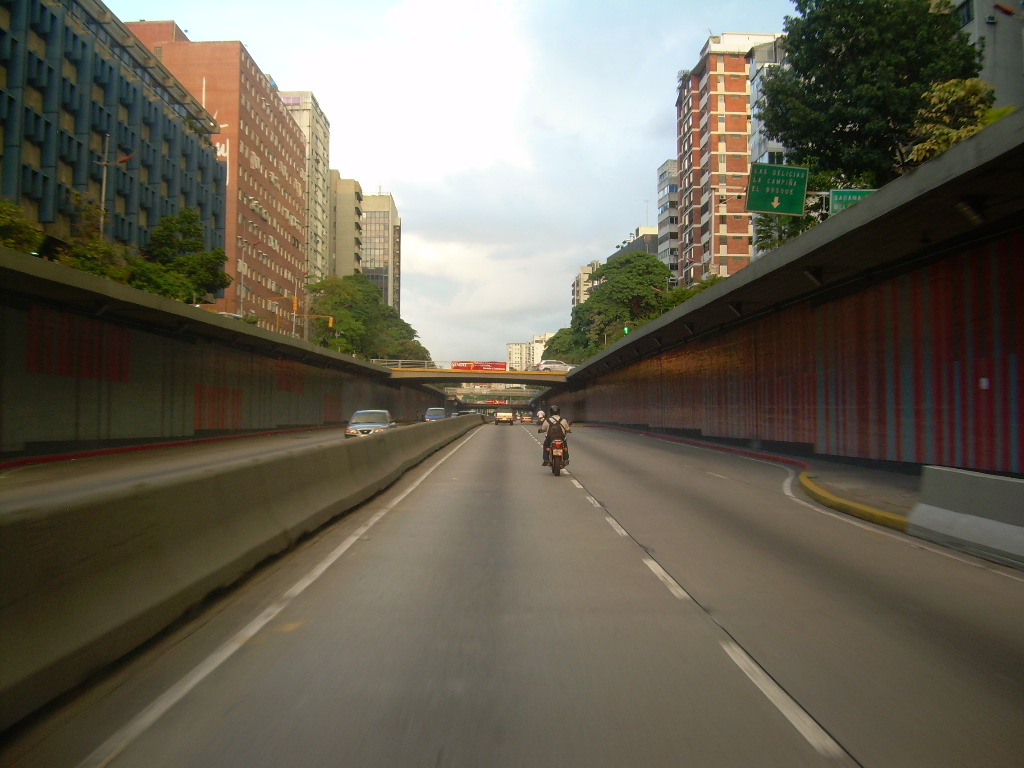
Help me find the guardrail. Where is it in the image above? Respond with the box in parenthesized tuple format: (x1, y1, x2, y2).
(0, 416, 483, 731)
(907, 466, 1024, 569)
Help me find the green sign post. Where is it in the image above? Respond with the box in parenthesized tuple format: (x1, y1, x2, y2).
(745, 163, 810, 216)
(829, 189, 876, 215)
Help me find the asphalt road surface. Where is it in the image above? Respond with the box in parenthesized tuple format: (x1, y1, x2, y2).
(4, 424, 1023, 767)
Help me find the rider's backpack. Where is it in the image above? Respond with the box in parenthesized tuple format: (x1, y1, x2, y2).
(545, 416, 566, 440)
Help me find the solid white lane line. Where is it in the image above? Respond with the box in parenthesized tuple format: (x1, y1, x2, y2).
(605, 517, 629, 537)
(720, 640, 846, 759)
(76, 431, 480, 768)
(643, 557, 692, 601)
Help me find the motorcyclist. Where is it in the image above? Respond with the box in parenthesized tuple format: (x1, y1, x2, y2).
(538, 404, 571, 466)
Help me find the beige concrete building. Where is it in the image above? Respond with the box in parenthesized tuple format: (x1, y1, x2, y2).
(506, 332, 555, 370)
(362, 193, 401, 310)
(572, 260, 603, 308)
(506, 342, 530, 371)
(656, 159, 679, 277)
(281, 91, 331, 281)
(676, 32, 781, 285)
(328, 172, 363, 278)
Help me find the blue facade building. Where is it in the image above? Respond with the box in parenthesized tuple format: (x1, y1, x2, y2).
(0, 0, 225, 250)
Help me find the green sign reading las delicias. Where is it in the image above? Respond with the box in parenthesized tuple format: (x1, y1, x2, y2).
(745, 163, 810, 216)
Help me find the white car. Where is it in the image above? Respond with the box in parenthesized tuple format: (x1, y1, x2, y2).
(532, 360, 574, 372)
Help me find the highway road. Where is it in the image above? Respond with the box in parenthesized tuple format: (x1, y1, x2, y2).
(3, 424, 1023, 767)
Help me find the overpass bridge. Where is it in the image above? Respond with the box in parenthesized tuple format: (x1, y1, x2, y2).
(373, 360, 569, 388)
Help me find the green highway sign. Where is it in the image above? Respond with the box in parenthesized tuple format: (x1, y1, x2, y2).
(829, 189, 876, 215)
(745, 163, 809, 216)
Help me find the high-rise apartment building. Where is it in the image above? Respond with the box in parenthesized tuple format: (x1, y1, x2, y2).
(362, 193, 401, 311)
(954, 0, 1024, 109)
(506, 333, 556, 370)
(281, 91, 330, 281)
(609, 226, 658, 262)
(529, 332, 555, 364)
(327, 172, 363, 278)
(126, 21, 308, 335)
(572, 260, 603, 308)
(507, 342, 530, 371)
(0, 0, 224, 250)
(747, 37, 789, 262)
(676, 32, 781, 285)
(656, 160, 679, 278)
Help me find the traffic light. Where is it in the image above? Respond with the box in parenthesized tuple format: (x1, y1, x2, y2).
(328, 316, 334, 328)
(623, 326, 630, 334)
(292, 295, 298, 312)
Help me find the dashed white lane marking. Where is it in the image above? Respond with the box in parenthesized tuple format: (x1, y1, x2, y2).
(720, 640, 847, 760)
(586, 496, 602, 508)
(706, 471, 728, 479)
(76, 431, 480, 768)
(642, 557, 693, 601)
(605, 517, 629, 537)
(571, 479, 583, 489)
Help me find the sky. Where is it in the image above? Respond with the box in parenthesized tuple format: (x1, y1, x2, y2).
(107, 0, 797, 362)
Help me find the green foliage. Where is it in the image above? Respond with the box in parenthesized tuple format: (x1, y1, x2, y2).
(50, 201, 231, 303)
(542, 327, 584, 363)
(0, 200, 45, 253)
(308, 274, 431, 360)
(146, 207, 206, 265)
(141, 208, 230, 298)
(758, 0, 982, 185)
(542, 252, 720, 362)
(907, 78, 997, 165)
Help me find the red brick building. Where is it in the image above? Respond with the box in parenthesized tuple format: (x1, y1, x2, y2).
(126, 22, 308, 334)
(676, 33, 780, 285)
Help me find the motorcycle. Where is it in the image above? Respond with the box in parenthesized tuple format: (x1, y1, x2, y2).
(548, 438, 567, 476)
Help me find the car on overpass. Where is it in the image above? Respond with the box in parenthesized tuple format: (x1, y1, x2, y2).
(528, 360, 574, 372)
(344, 410, 397, 437)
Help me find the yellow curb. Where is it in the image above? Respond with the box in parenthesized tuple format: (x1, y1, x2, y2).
(799, 472, 908, 532)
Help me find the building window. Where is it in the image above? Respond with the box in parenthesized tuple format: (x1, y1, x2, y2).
(955, 1, 973, 26)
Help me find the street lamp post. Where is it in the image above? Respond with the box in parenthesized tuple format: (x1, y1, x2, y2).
(96, 135, 132, 238)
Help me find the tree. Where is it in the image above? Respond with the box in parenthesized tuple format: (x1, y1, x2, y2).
(141, 208, 231, 300)
(308, 275, 431, 360)
(146, 207, 206, 264)
(758, 0, 982, 185)
(543, 256, 727, 363)
(540, 252, 674, 361)
(51, 201, 230, 302)
(0, 200, 44, 253)
(907, 78, 1006, 165)
(542, 327, 587, 364)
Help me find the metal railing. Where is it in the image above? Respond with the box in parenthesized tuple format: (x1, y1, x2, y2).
(373, 361, 550, 372)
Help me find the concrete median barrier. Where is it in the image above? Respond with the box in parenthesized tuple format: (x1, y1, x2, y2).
(0, 416, 482, 731)
(907, 466, 1024, 569)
